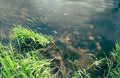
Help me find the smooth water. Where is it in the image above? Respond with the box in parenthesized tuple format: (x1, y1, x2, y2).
(0, 0, 120, 67)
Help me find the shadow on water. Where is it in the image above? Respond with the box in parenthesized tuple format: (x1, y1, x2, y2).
(112, 0, 120, 12)
(86, 0, 120, 58)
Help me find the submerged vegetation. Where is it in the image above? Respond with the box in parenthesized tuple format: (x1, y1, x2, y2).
(0, 26, 120, 78)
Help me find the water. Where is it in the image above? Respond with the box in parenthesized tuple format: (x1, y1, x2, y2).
(0, 0, 120, 67)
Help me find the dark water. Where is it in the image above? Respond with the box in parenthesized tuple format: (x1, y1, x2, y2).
(0, 0, 120, 67)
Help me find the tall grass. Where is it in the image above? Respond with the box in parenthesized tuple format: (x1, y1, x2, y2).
(108, 42, 120, 77)
(0, 44, 52, 78)
(0, 26, 53, 78)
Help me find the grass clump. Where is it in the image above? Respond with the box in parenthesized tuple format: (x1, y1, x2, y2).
(108, 42, 120, 77)
(10, 25, 53, 52)
(0, 26, 54, 78)
(11, 25, 53, 45)
(87, 42, 120, 78)
(0, 44, 52, 78)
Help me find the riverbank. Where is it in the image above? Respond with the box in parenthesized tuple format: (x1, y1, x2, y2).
(0, 26, 120, 78)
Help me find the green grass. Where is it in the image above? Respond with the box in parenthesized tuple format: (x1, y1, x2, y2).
(0, 26, 53, 78)
(108, 42, 120, 77)
(10, 25, 54, 52)
(10, 25, 53, 47)
(72, 69, 91, 78)
(86, 42, 120, 78)
(0, 48, 52, 78)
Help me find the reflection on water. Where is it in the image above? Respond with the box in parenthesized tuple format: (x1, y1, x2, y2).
(0, 0, 120, 67)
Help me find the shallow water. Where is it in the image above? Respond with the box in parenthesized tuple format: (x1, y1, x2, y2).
(0, 0, 120, 67)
